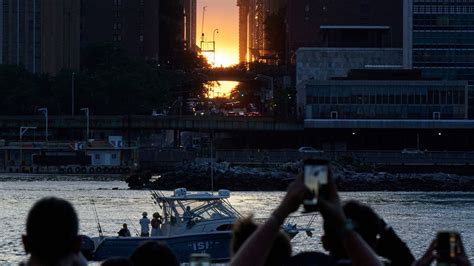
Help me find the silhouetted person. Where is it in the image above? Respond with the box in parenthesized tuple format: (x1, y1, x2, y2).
(230, 170, 384, 266)
(129, 241, 179, 266)
(21, 197, 87, 266)
(150, 213, 162, 237)
(319, 200, 414, 265)
(414, 236, 471, 266)
(342, 200, 415, 266)
(183, 206, 193, 221)
(118, 223, 131, 237)
(140, 212, 150, 237)
(231, 216, 292, 266)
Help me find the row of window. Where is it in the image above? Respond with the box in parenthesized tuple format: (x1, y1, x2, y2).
(421, 68, 474, 80)
(113, 23, 145, 31)
(413, 16, 474, 26)
(414, 0, 474, 4)
(307, 105, 466, 119)
(94, 153, 118, 160)
(414, 45, 474, 50)
(414, 32, 474, 43)
(114, 0, 144, 6)
(306, 87, 467, 105)
(414, 62, 474, 68)
(113, 34, 144, 42)
(414, 4, 474, 14)
(413, 50, 474, 62)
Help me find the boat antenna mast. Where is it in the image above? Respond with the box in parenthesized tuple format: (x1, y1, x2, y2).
(91, 199, 103, 237)
(210, 130, 214, 195)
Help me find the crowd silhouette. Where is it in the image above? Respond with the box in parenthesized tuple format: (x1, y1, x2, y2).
(19, 163, 471, 266)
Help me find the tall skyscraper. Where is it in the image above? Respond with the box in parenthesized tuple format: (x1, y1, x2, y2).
(405, 0, 474, 80)
(1, 0, 79, 74)
(237, 0, 287, 63)
(41, 0, 80, 74)
(0, 0, 3, 64)
(184, 0, 197, 51)
(1, 0, 41, 73)
(81, 0, 160, 62)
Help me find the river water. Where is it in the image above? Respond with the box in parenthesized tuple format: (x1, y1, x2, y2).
(0, 181, 472, 264)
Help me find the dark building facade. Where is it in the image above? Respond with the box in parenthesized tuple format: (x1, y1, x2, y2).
(1, 0, 79, 74)
(302, 70, 474, 150)
(304, 69, 473, 120)
(305, 79, 471, 120)
(287, 0, 403, 63)
(81, 0, 160, 62)
(41, 0, 80, 74)
(1, 0, 41, 72)
(405, 0, 474, 80)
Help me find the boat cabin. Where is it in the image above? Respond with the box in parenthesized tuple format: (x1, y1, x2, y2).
(151, 188, 240, 236)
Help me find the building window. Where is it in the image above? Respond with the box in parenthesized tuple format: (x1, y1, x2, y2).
(95, 154, 100, 160)
(434, 90, 440, 104)
(139, 35, 144, 42)
(112, 154, 117, 159)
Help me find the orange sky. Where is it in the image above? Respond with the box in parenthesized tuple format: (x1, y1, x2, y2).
(197, 0, 239, 67)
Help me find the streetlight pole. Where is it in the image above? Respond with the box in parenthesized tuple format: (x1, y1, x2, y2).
(38, 108, 48, 141)
(213, 28, 219, 66)
(81, 108, 90, 141)
(19, 126, 37, 166)
(72, 72, 75, 116)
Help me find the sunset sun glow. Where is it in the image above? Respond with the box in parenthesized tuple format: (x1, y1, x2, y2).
(197, 0, 239, 67)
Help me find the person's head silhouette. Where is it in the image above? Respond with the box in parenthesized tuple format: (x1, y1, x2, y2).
(22, 197, 84, 265)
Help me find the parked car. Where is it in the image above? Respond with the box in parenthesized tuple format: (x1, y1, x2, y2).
(401, 148, 424, 154)
(298, 147, 324, 153)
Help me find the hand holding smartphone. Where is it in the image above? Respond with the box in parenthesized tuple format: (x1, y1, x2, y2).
(436, 231, 462, 265)
(303, 159, 329, 212)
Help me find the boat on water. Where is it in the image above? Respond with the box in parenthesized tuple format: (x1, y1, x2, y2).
(82, 188, 315, 262)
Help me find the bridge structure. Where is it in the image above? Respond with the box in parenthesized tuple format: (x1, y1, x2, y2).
(199, 68, 257, 82)
(0, 115, 303, 133)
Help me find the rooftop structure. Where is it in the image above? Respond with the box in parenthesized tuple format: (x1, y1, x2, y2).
(287, 0, 403, 64)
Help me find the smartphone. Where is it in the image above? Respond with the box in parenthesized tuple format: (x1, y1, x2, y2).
(303, 159, 329, 212)
(436, 231, 461, 264)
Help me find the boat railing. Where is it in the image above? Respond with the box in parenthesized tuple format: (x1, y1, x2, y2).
(285, 214, 317, 230)
(255, 214, 317, 233)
